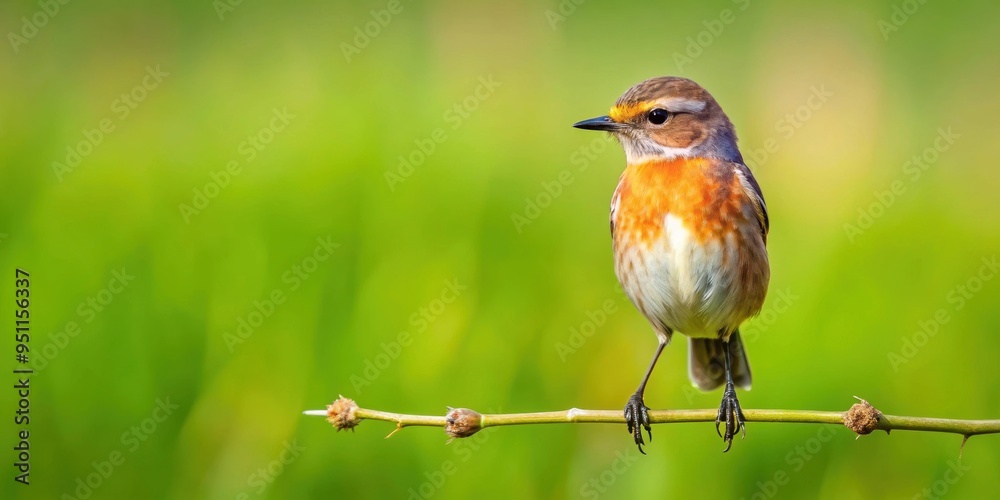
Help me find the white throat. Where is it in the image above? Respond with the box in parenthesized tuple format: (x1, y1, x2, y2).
(617, 134, 695, 164)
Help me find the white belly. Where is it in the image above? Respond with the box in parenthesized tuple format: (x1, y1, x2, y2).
(615, 214, 743, 339)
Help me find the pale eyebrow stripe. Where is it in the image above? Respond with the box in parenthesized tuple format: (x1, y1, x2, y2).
(655, 98, 706, 113)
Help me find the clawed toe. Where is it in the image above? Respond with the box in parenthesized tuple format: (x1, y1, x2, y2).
(624, 392, 652, 454)
(715, 383, 746, 452)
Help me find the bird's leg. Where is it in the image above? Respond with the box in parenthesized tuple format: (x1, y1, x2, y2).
(624, 339, 666, 454)
(715, 339, 746, 452)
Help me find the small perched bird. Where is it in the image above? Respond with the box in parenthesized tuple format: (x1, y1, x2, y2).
(573, 77, 770, 453)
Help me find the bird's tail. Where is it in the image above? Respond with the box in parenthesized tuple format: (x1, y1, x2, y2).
(688, 331, 752, 391)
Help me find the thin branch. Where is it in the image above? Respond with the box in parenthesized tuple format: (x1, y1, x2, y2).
(305, 396, 1000, 444)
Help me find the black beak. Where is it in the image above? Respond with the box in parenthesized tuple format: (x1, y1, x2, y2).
(572, 115, 621, 132)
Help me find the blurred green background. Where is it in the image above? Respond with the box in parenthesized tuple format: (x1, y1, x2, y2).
(2, 0, 1000, 498)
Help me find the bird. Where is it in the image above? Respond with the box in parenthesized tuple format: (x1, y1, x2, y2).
(573, 76, 770, 453)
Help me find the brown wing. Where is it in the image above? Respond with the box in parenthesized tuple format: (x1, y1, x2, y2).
(734, 163, 769, 243)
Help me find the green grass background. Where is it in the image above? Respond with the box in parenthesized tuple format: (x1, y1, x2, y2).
(2, 0, 1000, 498)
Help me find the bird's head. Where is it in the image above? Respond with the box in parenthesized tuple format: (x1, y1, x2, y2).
(574, 76, 742, 164)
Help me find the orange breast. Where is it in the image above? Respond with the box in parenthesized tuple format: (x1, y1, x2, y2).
(613, 157, 750, 247)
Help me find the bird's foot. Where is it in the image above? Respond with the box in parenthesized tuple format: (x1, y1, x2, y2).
(624, 392, 652, 454)
(715, 382, 746, 452)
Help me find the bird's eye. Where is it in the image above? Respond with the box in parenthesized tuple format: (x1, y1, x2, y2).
(647, 108, 669, 125)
